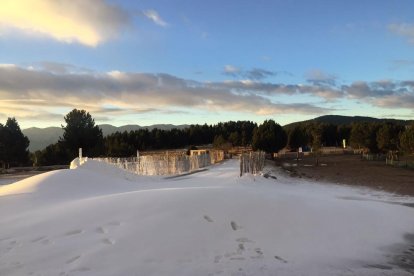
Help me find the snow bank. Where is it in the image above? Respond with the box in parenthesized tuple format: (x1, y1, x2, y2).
(0, 160, 413, 275)
(69, 157, 82, 169)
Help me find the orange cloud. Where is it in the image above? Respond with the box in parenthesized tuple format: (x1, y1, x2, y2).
(0, 0, 129, 46)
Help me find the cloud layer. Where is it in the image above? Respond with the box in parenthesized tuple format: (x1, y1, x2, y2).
(0, 64, 333, 123)
(0, 64, 412, 125)
(0, 0, 130, 46)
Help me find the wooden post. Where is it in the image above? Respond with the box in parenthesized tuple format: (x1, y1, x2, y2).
(136, 150, 140, 174)
(166, 151, 169, 174)
(240, 154, 243, 177)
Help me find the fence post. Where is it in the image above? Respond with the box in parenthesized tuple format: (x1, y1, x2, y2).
(136, 150, 140, 174)
(240, 154, 243, 177)
(166, 151, 169, 175)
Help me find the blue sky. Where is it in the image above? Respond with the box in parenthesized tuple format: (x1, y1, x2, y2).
(0, 0, 414, 128)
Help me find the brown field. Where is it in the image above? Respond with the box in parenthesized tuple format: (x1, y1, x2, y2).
(274, 153, 414, 197)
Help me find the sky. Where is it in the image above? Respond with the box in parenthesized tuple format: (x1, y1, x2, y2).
(0, 0, 414, 128)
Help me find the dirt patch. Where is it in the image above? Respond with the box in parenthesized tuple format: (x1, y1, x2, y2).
(274, 154, 414, 197)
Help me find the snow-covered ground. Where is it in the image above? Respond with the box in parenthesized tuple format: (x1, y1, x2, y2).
(1, 159, 414, 276)
(0, 172, 42, 186)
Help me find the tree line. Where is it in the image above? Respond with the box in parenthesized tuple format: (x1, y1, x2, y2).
(1, 109, 413, 167)
(0, 118, 30, 168)
(285, 121, 414, 154)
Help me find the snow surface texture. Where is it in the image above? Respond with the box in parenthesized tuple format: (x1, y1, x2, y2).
(1, 159, 414, 276)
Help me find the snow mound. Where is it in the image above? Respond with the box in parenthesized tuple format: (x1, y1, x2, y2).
(0, 170, 60, 197)
(0, 158, 155, 204)
(69, 157, 83, 169)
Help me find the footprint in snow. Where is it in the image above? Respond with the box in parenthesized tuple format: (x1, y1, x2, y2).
(108, 221, 122, 227)
(230, 257, 245, 261)
(237, 243, 245, 254)
(96, 226, 108, 234)
(250, 248, 264, 259)
(64, 229, 83, 236)
(274, 255, 288, 263)
(70, 267, 91, 273)
(214, 255, 222, 263)
(102, 238, 115, 245)
(10, 261, 24, 269)
(31, 236, 47, 243)
(236, 237, 254, 243)
(255, 248, 263, 255)
(66, 255, 81, 264)
(41, 239, 52, 245)
(230, 221, 241, 231)
(9, 240, 19, 246)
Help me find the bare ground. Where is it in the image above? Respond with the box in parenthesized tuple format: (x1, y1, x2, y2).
(274, 153, 414, 197)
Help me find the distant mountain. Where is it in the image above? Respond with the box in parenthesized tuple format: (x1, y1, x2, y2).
(99, 124, 189, 136)
(99, 124, 142, 136)
(284, 115, 413, 129)
(23, 124, 189, 152)
(22, 127, 63, 153)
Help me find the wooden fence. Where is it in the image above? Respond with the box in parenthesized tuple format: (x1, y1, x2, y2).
(385, 158, 414, 169)
(239, 151, 266, 176)
(93, 150, 224, 176)
(361, 153, 386, 161)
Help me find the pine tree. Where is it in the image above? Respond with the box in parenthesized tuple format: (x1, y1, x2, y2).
(0, 118, 30, 167)
(252, 120, 287, 155)
(60, 109, 103, 159)
(400, 125, 414, 154)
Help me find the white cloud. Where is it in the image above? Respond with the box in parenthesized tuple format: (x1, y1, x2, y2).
(223, 65, 241, 75)
(107, 70, 126, 79)
(143, 10, 168, 27)
(0, 64, 17, 68)
(389, 23, 414, 44)
(0, 0, 130, 46)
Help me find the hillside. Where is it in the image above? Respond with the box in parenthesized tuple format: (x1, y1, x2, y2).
(23, 124, 188, 152)
(22, 127, 64, 152)
(284, 115, 413, 129)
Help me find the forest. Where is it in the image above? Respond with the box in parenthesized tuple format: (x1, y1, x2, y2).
(1, 109, 413, 167)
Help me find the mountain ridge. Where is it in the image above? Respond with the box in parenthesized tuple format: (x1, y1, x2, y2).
(283, 115, 413, 129)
